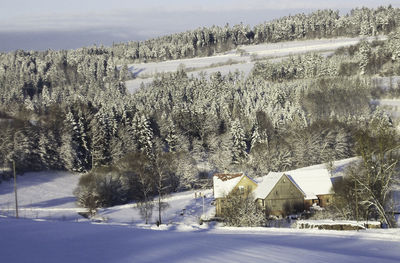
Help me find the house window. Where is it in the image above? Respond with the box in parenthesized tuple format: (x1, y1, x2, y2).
(239, 185, 244, 194)
(283, 179, 286, 183)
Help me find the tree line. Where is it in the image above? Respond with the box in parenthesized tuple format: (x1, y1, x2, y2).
(112, 6, 400, 63)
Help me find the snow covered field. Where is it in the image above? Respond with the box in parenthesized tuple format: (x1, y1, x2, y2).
(0, 171, 83, 221)
(95, 189, 215, 226)
(370, 76, 400, 121)
(0, 171, 214, 225)
(1, 217, 400, 263)
(375, 99, 400, 119)
(126, 36, 384, 93)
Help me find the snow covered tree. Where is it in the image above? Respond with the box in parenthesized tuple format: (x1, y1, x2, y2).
(60, 110, 86, 172)
(358, 41, 371, 75)
(350, 125, 399, 227)
(388, 30, 400, 62)
(11, 127, 39, 171)
(250, 123, 262, 152)
(132, 114, 154, 158)
(90, 109, 113, 168)
(159, 115, 180, 153)
(230, 119, 248, 164)
(38, 129, 60, 169)
(221, 190, 265, 227)
(209, 134, 232, 172)
(117, 152, 154, 224)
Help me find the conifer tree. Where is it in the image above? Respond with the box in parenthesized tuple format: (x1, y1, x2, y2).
(230, 119, 248, 164)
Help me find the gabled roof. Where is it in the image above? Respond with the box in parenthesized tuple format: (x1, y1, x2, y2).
(213, 173, 249, 198)
(254, 172, 285, 199)
(254, 165, 335, 200)
(214, 158, 354, 200)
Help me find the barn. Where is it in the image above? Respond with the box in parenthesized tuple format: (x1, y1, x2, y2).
(213, 164, 336, 217)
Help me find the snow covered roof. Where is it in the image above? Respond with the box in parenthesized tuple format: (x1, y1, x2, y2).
(214, 158, 356, 200)
(286, 168, 334, 200)
(213, 173, 245, 198)
(254, 172, 285, 199)
(254, 165, 335, 200)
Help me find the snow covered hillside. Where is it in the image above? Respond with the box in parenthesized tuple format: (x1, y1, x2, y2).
(95, 189, 215, 226)
(375, 99, 400, 120)
(126, 36, 385, 93)
(0, 171, 83, 221)
(0, 171, 215, 225)
(1, 217, 400, 263)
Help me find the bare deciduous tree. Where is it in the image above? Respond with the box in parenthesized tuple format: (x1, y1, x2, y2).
(152, 152, 176, 225)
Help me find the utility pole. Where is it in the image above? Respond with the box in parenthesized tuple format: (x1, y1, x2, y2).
(202, 192, 205, 219)
(91, 151, 94, 170)
(355, 180, 358, 231)
(13, 160, 19, 219)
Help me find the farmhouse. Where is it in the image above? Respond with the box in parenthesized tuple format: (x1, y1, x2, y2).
(213, 165, 335, 217)
(213, 173, 257, 217)
(254, 172, 305, 216)
(255, 169, 334, 216)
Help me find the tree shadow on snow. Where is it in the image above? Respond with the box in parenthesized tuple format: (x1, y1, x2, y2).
(27, 197, 76, 208)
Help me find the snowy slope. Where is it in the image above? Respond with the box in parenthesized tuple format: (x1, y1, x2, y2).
(1, 217, 400, 263)
(0, 171, 84, 221)
(374, 99, 400, 119)
(126, 36, 384, 93)
(0, 171, 215, 225)
(96, 189, 215, 226)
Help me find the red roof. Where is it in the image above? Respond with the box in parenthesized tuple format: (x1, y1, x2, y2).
(213, 173, 243, 181)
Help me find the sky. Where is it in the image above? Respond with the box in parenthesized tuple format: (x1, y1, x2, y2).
(1, 0, 399, 52)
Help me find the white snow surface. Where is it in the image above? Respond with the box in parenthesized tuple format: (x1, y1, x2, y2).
(286, 169, 333, 199)
(1, 217, 400, 263)
(284, 158, 358, 199)
(96, 189, 215, 226)
(296, 219, 382, 228)
(0, 171, 84, 220)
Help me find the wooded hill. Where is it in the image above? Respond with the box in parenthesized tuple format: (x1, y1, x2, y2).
(0, 6, 399, 210)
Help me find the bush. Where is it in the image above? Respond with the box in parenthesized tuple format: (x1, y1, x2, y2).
(74, 167, 131, 211)
(221, 190, 266, 227)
